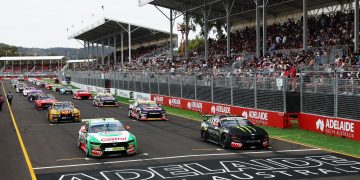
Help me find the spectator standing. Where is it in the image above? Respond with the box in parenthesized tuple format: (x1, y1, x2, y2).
(7, 92, 13, 106)
(0, 94, 4, 111)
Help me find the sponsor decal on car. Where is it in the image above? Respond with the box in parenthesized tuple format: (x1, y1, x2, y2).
(100, 137, 127, 142)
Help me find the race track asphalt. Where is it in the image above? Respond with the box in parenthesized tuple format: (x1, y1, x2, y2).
(1, 80, 360, 180)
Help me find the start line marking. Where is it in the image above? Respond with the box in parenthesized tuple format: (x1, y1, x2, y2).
(34, 148, 321, 170)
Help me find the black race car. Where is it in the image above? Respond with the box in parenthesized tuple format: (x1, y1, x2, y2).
(200, 115, 269, 149)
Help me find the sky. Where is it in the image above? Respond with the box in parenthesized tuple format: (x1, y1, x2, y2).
(0, 0, 195, 49)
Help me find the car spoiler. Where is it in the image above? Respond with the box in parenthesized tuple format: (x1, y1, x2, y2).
(82, 118, 116, 122)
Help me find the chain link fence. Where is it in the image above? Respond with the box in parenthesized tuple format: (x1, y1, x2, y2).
(65, 71, 293, 113)
(300, 71, 360, 120)
(65, 70, 359, 120)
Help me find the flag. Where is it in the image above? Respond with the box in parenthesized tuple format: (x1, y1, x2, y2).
(102, 5, 104, 10)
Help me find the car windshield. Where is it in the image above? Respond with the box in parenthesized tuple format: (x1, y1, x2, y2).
(139, 103, 159, 108)
(53, 103, 74, 110)
(99, 94, 113, 98)
(64, 87, 71, 90)
(77, 90, 86, 92)
(220, 118, 253, 127)
(89, 122, 124, 133)
(25, 87, 35, 90)
(38, 95, 52, 100)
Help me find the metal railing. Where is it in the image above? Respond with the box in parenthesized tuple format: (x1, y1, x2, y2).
(66, 70, 360, 121)
(67, 71, 293, 113)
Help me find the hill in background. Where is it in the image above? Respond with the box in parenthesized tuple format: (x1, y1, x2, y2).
(0, 43, 85, 59)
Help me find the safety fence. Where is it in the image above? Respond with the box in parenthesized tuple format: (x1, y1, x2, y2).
(68, 71, 293, 113)
(65, 70, 360, 141)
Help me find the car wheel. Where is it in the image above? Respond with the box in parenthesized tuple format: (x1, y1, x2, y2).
(201, 130, 209, 141)
(85, 142, 91, 157)
(221, 134, 229, 149)
(137, 113, 141, 120)
(128, 110, 132, 118)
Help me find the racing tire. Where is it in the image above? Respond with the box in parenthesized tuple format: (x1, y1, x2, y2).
(137, 113, 141, 120)
(221, 134, 230, 149)
(85, 142, 91, 158)
(201, 130, 209, 141)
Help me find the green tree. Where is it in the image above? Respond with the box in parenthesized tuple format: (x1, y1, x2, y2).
(0, 45, 19, 57)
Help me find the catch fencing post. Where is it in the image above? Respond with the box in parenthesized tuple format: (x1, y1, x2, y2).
(194, 74, 197, 100)
(230, 75, 234, 106)
(211, 75, 214, 103)
(180, 75, 183, 98)
(168, 74, 171, 96)
(334, 71, 338, 118)
(254, 73, 257, 109)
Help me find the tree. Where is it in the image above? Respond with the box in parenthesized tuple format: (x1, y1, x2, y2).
(0, 45, 19, 57)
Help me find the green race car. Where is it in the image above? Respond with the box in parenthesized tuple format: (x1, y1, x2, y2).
(78, 118, 137, 157)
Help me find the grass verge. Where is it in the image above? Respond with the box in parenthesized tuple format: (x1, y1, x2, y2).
(69, 83, 360, 157)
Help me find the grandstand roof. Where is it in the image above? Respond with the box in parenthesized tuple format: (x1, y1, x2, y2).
(145, 0, 344, 23)
(0, 56, 65, 61)
(67, 59, 95, 63)
(70, 18, 177, 47)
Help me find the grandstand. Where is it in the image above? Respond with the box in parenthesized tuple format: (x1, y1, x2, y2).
(65, 0, 360, 141)
(0, 56, 66, 76)
(68, 18, 178, 67)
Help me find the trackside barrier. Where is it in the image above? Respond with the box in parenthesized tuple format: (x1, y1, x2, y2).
(151, 94, 287, 129)
(68, 81, 289, 129)
(299, 113, 360, 141)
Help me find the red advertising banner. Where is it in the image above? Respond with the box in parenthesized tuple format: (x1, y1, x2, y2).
(151, 95, 287, 129)
(299, 113, 360, 141)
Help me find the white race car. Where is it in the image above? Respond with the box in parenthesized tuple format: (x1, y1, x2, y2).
(23, 87, 36, 96)
(16, 83, 26, 93)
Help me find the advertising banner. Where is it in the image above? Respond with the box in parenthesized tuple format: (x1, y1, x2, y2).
(133, 92, 151, 100)
(151, 95, 286, 128)
(117, 89, 131, 99)
(299, 113, 360, 141)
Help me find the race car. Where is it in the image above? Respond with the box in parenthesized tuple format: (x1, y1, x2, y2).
(73, 89, 93, 100)
(51, 84, 62, 92)
(16, 83, 26, 93)
(128, 100, 167, 120)
(27, 90, 44, 102)
(200, 115, 269, 149)
(35, 94, 58, 110)
(78, 118, 137, 157)
(11, 80, 18, 88)
(39, 81, 47, 87)
(45, 83, 53, 90)
(47, 101, 81, 123)
(59, 86, 74, 95)
(23, 87, 36, 96)
(93, 93, 119, 107)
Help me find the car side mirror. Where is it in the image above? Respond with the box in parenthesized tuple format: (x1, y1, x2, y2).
(125, 125, 130, 130)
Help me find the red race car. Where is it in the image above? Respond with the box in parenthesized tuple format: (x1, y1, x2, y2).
(45, 83, 53, 90)
(35, 94, 58, 110)
(73, 89, 93, 100)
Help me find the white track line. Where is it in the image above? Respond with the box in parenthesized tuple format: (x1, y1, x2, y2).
(33, 148, 321, 170)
